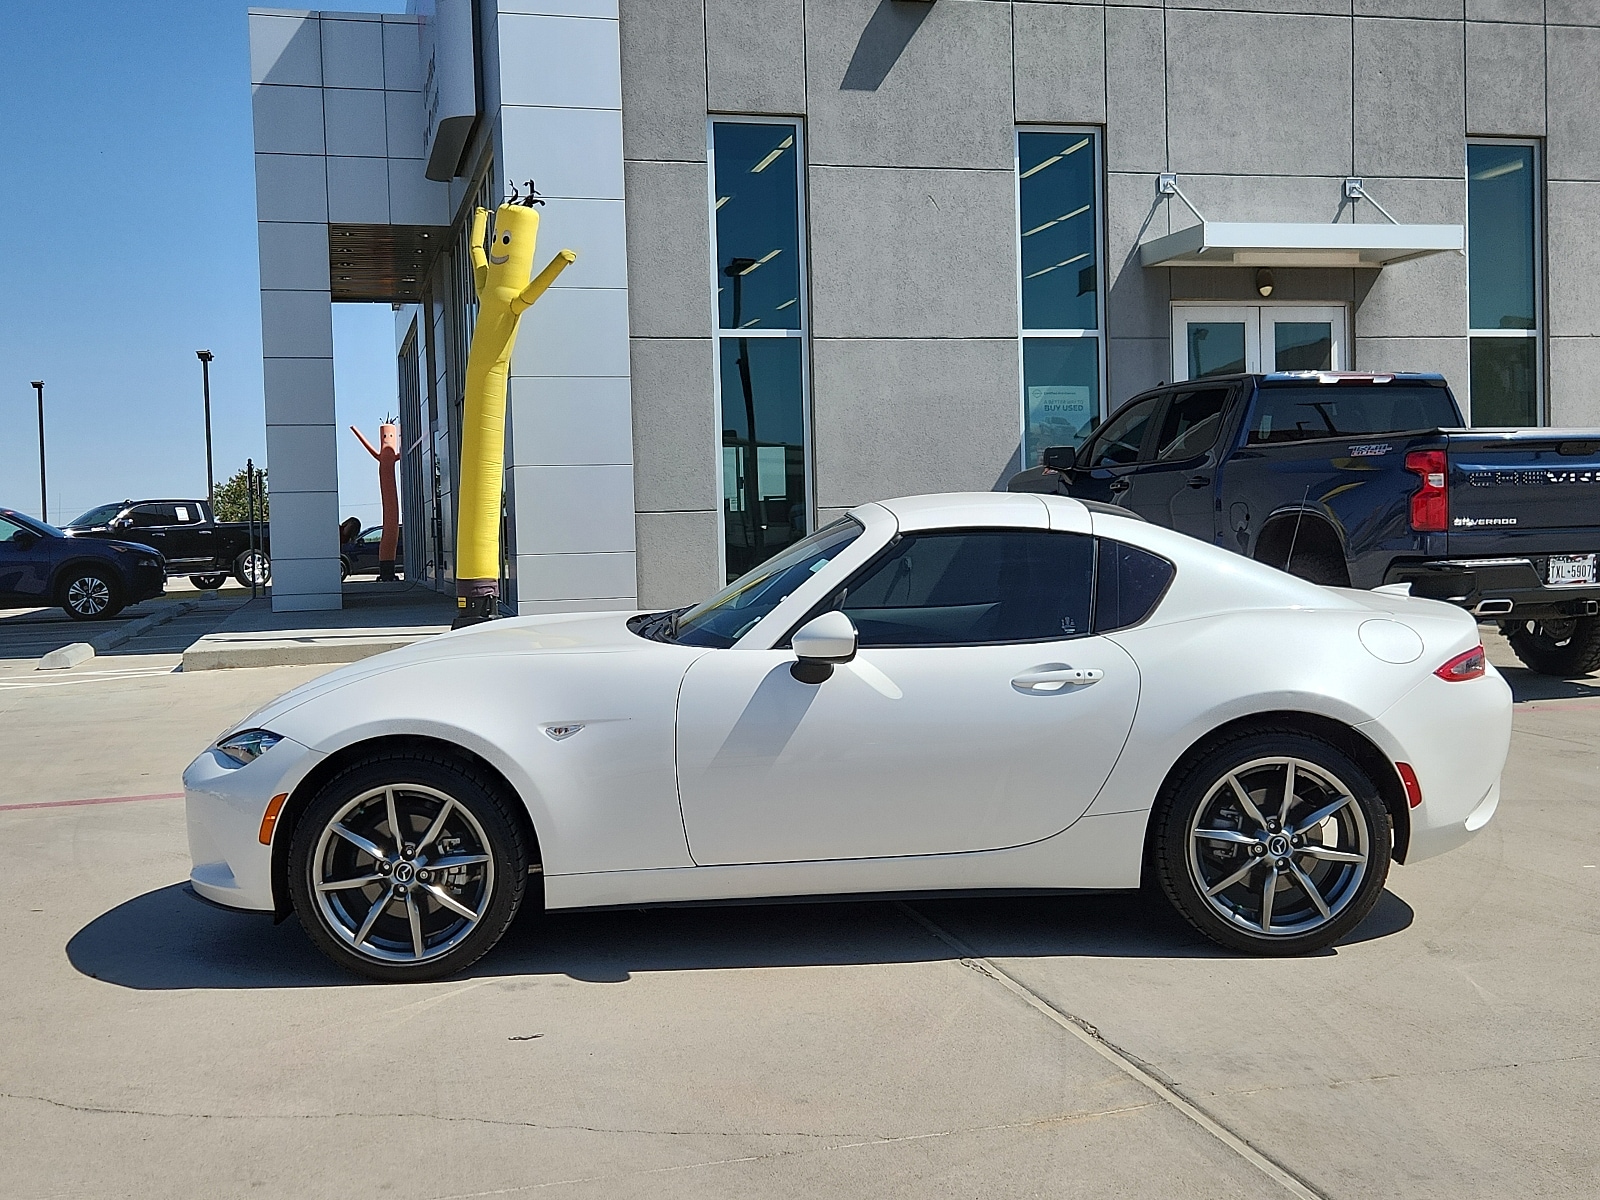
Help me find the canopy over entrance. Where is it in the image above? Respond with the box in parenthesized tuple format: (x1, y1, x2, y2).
(1140, 220, 1463, 269)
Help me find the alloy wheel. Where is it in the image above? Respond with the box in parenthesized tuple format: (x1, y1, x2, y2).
(66, 575, 112, 617)
(1185, 756, 1370, 938)
(311, 783, 495, 964)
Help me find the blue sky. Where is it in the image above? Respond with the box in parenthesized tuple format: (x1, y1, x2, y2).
(0, 0, 406, 529)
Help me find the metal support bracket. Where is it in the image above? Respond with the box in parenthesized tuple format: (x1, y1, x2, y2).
(1344, 177, 1400, 225)
(1157, 173, 1206, 224)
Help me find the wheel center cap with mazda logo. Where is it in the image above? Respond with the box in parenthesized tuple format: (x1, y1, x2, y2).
(393, 862, 416, 884)
(1266, 835, 1290, 858)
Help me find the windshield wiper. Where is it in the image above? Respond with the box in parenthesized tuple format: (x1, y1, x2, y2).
(628, 607, 687, 643)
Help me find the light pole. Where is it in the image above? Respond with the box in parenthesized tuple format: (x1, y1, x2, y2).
(30, 380, 46, 523)
(196, 350, 216, 507)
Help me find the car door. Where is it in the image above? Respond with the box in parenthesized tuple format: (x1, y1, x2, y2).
(167, 502, 214, 568)
(1122, 385, 1234, 540)
(674, 528, 1141, 866)
(0, 515, 55, 603)
(1069, 392, 1164, 509)
(125, 503, 176, 561)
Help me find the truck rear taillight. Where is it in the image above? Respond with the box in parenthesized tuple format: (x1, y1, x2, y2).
(1435, 645, 1486, 682)
(1404, 449, 1448, 532)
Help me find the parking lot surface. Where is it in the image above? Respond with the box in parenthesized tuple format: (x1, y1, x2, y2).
(0, 637, 1596, 1199)
(0, 581, 249, 663)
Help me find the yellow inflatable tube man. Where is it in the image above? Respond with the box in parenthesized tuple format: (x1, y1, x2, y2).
(454, 196, 576, 626)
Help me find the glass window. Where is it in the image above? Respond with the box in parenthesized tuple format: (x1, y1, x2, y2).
(1154, 388, 1230, 462)
(1245, 385, 1461, 445)
(1468, 141, 1542, 425)
(68, 504, 123, 529)
(130, 504, 176, 527)
(676, 519, 861, 649)
(1083, 395, 1161, 468)
(1187, 322, 1247, 379)
(0, 516, 26, 543)
(712, 120, 810, 582)
(1019, 128, 1105, 463)
(1093, 539, 1175, 632)
(835, 530, 1095, 647)
(1273, 323, 1333, 372)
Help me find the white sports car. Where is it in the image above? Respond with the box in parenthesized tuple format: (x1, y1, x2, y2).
(185, 493, 1511, 981)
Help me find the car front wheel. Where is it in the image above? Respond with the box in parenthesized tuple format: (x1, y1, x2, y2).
(1152, 730, 1391, 955)
(61, 568, 123, 621)
(287, 752, 530, 982)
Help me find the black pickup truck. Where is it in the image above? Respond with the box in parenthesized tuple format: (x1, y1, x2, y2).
(64, 499, 270, 590)
(1009, 372, 1600, 676)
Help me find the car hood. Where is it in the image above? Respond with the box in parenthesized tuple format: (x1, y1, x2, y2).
(227, 608, 653, 736)
(63, 532, 163, 558)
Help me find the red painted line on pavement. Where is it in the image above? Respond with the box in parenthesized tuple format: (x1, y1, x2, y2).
(0, 791, 184, 813)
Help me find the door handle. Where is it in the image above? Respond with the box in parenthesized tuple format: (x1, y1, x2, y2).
(1012, 667, 1103, 691)
(1186, 474, 1212, 488)
(1108, 479, 1130, 494)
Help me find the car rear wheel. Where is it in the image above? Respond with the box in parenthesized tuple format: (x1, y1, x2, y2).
(189, 574, 228, 590)
(1152, 730, 1391, 955)
(287, 752, 530, 982)
(234, 550, 270, 588)
(1504, 616, 1600, 677)
(60, 568, 123, 621)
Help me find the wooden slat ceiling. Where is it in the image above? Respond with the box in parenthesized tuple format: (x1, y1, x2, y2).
(328, 223, 450, 302)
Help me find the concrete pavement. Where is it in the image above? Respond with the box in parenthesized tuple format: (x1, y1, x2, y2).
(0, 638, 1595, 1198)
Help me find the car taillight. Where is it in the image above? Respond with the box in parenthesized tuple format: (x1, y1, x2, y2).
(1435, 645, 1486, 682)
(1404, 450, 1448, 532)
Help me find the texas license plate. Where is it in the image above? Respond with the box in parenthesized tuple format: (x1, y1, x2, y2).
(1548, 554, 1597, 586)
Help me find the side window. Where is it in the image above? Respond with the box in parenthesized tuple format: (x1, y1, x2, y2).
(1093, 539, 1175, 632)
(1154, 388, 1230, 462)
(0, 516, 26, 543)
(172, 504, 194, 524)
(837, 530, 1094, 647)
(362, 528, 383, 545)
(130, 504, 175, 528)
(1083, 395, 1161, 469)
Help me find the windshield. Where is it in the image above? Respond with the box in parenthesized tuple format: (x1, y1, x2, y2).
(1247, 385, 1461, 444)
(67, 503, 124, 528)
(675, 519, 864, 648)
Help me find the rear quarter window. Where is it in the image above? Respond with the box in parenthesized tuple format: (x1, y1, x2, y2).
(1093, 540, 1175, 632)
(1246, 386, 1460, 445)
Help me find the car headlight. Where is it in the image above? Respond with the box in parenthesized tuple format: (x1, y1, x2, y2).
(217, 729, 283, 766)
(137, 556, 159, 568)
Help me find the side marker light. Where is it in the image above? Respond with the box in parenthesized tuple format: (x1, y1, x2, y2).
(1396, 763, 1423, 809)
(259, 793, 289, 845)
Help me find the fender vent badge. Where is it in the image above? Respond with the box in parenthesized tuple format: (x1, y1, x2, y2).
(544, 723, 584, 741)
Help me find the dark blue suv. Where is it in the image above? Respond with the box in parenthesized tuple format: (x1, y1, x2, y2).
(0, 507, 166, 620)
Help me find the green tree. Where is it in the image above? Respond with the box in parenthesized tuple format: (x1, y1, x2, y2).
(213, 465, 269, 522)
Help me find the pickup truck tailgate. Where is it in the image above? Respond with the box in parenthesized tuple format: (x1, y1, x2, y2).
(1446, 429, 1600, 560)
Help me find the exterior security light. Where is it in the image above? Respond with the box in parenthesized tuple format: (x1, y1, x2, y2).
(1256, 268, 1275, 297)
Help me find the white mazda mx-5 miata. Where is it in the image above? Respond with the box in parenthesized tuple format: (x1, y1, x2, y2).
(185, 493, 1511, 980)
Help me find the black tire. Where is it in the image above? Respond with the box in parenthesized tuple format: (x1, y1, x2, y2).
(339, 557, 351, 582)
(1504, 616, 1600, 677)
(287, 751, 530, 983)
(1151, 728, 1391, 956)
(234, 549, 270, 588)
(189, 574, 228, 591)
(59, 567, 123, 621)
(1283, 547, 1350, 589)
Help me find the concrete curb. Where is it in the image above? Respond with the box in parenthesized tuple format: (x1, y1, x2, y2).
(36, 600, 203, 671)
(181, 634, 429, 671)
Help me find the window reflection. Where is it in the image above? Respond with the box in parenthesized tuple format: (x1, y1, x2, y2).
(1023, 337, 1100, 464)
(720, 339, 807, 580)
(1468, 144, 1536, 332)
(1019, 132, 1098, 330)
(713, 124, 802, 331)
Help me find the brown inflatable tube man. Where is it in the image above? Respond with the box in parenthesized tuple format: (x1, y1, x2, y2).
(351, 421, 400, 581)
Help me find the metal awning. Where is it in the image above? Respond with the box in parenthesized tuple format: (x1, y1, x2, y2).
(1139, 221, 1463, 269)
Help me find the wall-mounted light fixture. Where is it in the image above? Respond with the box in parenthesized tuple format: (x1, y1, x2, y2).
(1255, 268, 1275, 298)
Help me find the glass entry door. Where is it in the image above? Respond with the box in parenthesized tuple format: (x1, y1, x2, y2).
(1172, 304, 1346, 381)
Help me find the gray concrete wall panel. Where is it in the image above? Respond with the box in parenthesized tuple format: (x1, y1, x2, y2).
(326, 155, 391, 223)
(499, 12, 624, 109)
(1548, 337, 1600, 425)
(1174, 0, 1349, 14)
(261, 358, 338, 426)
(804, 0, 1013, 170)
(508, 376, 636, 467)
(1106, 172, 1170, 341)
(1351, 178, 1468, 339)
(252, 84, 326, 155)
(1355, 17, 1466, 180)
(1176, 174, 1348, 226)
(1467, 0, 1543, 21)
(500, 105, 627, 198)
(618, 0, 708, 162)
(530, 198, 630, 290)
(811, 338, 1022, 509)
(622, 159, 712, 338)
(1166, 10, 1353, 178)
(628, 338, 719, 513)
(1353, 336, 1470, 389)
(320, 16, 385, 89)
(1014, 2, 1106, 126)
(635, 510, 720, 609)
(250, 13, 322, 86)
(1103, 5, 1165, 173)
(257, 221, 332, 292)
(381, 18, 424, 90)
(254, 153, 329, 223)
(1547, 1, 1600, 25)
(1108, 337, 1167, 408)
(322, 88, 389, 158)
(260, 290, 336, 359)
(807, 165, 1018, 340)
(1355, 0, 1465, 18)
(1466, 19, 1547, 136)
(1547, 24, 1600, 180)
(1546, 181, 1600, 337)
(706, 0, 806, 115)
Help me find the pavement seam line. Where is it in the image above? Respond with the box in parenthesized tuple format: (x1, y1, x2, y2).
(894, 901, 1327, 1200)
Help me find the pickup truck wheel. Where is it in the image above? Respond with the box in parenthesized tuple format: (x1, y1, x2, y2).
(189, 574, 228, 591)
(234, 550, 271, 588)
(1505, 617, 1600, 677)
(60, 568, 123, 621)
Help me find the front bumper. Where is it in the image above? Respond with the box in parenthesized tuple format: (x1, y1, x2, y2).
(1384, 557, 1600, 620)
(183, 734, 323, 913)
(130, 562, 166, 602)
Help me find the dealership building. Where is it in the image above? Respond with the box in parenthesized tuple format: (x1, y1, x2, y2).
(247, 0, 1600, 613)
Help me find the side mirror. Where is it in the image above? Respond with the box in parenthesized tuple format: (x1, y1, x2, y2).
(790, 610, 858, 684)
(10, 529, 38, 548)
(1041, 445, 1080, 472)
